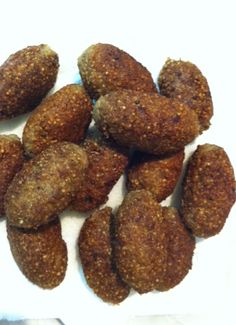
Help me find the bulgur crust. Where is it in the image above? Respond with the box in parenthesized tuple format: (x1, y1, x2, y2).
(79, 207, 130, 304)
(0, 135, 24, 216)
(78, 43, 157, 99)
(72, 135, 128, 212)
(181, 144, 235, 237)
(5, 142, 88, 229)
(114, 190, 167, 294)
(127, 150, 184, 202)
(0, 44, 59, 120)
(7, 217, 67, 289)
(23, 84, 93, 157)
(158, 58, 213, 132)
(158, 207, 195, 291)
(94, 90, 200, 156)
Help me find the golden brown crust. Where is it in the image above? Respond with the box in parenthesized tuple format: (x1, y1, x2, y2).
(78, 43, 157, 99)
(23, 84, 93, 157)
(79, 207, 130, 304)
(158, 59, 213, 132)
(94, 90, 200, 156)
(0, 44, 59, 120)
(114, 190, 167, 294)
(72, 136, 128, 212)
(5, 142, 88, 229)
(181, 144, 236, 237)
(127, 150, 184, 202)
(0, 135, 24, 216)
(7, 218, 67, 289)
(158, 207, 195, 291)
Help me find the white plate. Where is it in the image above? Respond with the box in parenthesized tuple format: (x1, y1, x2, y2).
(0, 1, 235, 323)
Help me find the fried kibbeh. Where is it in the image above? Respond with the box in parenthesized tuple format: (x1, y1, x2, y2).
(5, 142, 88, 229)
(158, 58, 213, 132)
(94, 90, 200, 156)
(158, 207, 195, 291)
(79, 207, 130, 304)
(78, 43, 157, 99)
(0, 135, 24, 216)
(114, 190, 167, 294)
(7, 217, 67, 289)
(127, 150, 184, 202)
(23, 84, 93, 157)
(72, 135, 128, 212)
(181, 144, 235, 237)
(0, 44, 59, 120)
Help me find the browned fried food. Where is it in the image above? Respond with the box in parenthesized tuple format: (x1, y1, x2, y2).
(5, 142, 88, 229)
(127, 150, 184, 202)
(158, 207, 195, 291)
(78, 43, 157, 99)
(0, 44, 59, 120)
(7, 217, 67, 289)
(158, 58, 213, 132)
(72, 134, 128, 212)
(79, 207, 130, 304)
(23, 84, 93, 157)
(0, 135, 24, 216)
(114, 190, 167, 294)
(94, 90, 200, 156)
(181, 144, 235, 237)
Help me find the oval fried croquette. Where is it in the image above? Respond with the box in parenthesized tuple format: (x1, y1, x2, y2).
(7, 217, 67, 289)
(181, 144, 235, 237)
(158, 207, 195, 291)
(0, 135, 24, 216)
(5, 142, 88, 229)
(94, 90, 200, 156)
(79, 207, 130, 304)
(23, 84, 93, 157)
(78, 43, 157, 99)
(114, 190, 167, 294)
(72, 135, 128, 212)
(158, 58, 213, 132)
(127, 150, 184, 202)
(0, 44, 59, 120)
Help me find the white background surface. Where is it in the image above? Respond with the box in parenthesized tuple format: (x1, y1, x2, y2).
(0, 0, 236, 324)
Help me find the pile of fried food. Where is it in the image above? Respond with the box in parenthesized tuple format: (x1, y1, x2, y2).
(0, 43, 235, 303)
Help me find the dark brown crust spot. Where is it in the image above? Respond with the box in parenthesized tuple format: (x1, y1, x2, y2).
(0, 44, 59, 120)
(7, 217, 67, 289)
(23, 84, 93, 157)
(158, 58, 213, 132)
(79, 207, 130, 304)
(181, 144, 236, 237)
(78, 43, 157, 99)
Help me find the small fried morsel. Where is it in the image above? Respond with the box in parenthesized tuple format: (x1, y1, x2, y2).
(94, 90, 200, 156)
(0, 44, 59, 120)
(0, 135, 24, 216)
(181, 144, 235, 237)
(78, 43, 157, 99)
(7, 217, 67, 289)
(158, 207, 195, 291)
(114, 190, 167, 294)
(5, 142, 88, 229)
(79, 207, 130, 304)
(23, 84, 93, 157)
(72, 135, 128, 212)
(158, 58, 213, 132)
(127, 150, 184, 202)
